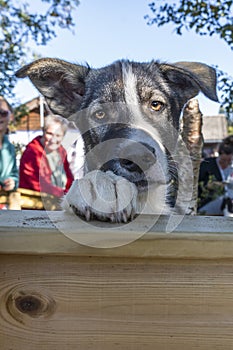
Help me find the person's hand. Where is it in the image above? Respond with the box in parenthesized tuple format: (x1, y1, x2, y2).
(207, 181, 224, 190)
(3, 178, 15, 191)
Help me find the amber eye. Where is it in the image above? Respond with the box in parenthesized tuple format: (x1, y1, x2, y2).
(150, 101, 164, 112)
(94, 110, 106, 120)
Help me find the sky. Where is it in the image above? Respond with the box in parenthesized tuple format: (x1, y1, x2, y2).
(13, 0, 233, 116)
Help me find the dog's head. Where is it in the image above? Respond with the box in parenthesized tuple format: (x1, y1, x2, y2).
(16, 58, 218, 209)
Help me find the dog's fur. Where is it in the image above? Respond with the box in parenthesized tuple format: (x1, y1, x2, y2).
(16, 58, 218, 222)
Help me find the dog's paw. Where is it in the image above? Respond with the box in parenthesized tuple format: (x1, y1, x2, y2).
(61, 170, 138, 222)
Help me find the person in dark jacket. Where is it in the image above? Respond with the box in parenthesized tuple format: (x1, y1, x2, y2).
(198, 142, 233, 215)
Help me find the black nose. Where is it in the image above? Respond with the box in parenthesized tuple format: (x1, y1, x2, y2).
(119, 159, 142, 173)
(100, 143, 156, 175)
(119, 142, 156, 173)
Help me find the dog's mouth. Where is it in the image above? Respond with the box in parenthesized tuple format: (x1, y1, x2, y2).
(100, 158, 163, 193)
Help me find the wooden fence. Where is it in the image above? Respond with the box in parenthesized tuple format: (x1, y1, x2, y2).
(1, 210, 233, 349)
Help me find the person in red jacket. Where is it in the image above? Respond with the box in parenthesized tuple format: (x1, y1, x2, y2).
(19, 114, 74, 198)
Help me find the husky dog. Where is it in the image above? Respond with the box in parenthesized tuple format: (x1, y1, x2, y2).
(16, 58, 218, 222)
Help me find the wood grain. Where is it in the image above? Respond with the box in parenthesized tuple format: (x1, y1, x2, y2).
(1, 210, 233, 258)
(1, 211, 233, 349)
(1, 255, 233, 349)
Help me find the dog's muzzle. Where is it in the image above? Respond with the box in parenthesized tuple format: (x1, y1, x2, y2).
(101, 151, 157, 192)
(86, 126, 167, 192)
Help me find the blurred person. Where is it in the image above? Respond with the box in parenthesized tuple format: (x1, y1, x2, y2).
(223, 134, 233, 152)
(198, 142, 233, 215)
(62, 127, 85, 180)
(19, 114, 74, 198)
(0, 97, 18, 191)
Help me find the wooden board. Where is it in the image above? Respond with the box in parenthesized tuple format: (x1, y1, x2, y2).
(1, 211, 233, 349)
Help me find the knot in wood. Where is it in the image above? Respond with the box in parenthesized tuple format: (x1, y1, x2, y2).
(6, 289, 56, 321)
(15, 295, 42, 316)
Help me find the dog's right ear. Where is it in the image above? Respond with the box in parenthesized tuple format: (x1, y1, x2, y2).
(16, 58, 90, 118)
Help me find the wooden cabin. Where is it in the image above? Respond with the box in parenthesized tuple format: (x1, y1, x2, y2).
(10, 96, 49, 146)
(202, 114, 228, 157)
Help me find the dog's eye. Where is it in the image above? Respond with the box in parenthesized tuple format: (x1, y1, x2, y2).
(150, 101, 164, 112)
(94, 110, 106, 120)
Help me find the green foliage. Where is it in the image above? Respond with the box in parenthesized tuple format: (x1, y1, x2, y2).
(0, 0, 80, 99)
(198, 175, 225, 210)
(13, 103, 29, 124)
(217, 68, 233, 121)
(228, 125, 233, 134)
(8, 103, 29, 132)
(145, 0, 233, 120)
(145, 1, 233, 48)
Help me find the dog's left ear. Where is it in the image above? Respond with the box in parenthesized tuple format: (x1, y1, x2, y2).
(16, 58, 90, 118)
(160, 61, 218, 103)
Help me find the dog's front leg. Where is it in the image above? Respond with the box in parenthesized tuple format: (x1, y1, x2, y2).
(61, 170, 138, 222)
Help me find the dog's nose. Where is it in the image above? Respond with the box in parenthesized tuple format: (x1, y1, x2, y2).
(120, 142, 156, 173)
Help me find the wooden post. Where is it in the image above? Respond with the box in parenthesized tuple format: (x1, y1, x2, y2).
(181, 98, 203, 215)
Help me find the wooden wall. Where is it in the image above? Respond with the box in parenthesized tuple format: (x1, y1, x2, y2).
(1, 211, 233, 349)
